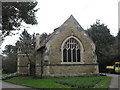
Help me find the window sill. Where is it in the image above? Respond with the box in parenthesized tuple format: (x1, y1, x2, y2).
(61, 62, 84, 64)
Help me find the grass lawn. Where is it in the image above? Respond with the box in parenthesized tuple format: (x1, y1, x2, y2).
(4, 76, 111, 88)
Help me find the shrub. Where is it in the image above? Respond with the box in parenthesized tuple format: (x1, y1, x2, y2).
(2, 72, 18, 80)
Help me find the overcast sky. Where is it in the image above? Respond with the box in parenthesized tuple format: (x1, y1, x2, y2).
(0, 0, 120, 52)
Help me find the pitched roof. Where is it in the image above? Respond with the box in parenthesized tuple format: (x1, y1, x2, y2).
(37, 15, 84, 51)
(61, 15, 83, 28)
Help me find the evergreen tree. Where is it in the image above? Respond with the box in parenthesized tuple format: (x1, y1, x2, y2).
(118, 29, 120, 54)
(2, 45, 17, 73)
(2, 1, 38, 36)
(18, 29, 36, 76)
(86, 20, 115, 72)
(114, 29, 120, 61)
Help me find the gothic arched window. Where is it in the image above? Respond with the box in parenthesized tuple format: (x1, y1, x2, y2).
(62, 37, 81, 63)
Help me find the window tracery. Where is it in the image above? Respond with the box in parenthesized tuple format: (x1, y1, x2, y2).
(62, 37, 81, 62)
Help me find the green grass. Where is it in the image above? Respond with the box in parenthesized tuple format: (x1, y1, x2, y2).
(4, 76, 70, 88)
(4, 76, 111, 88)
(93, 76, 111, 88)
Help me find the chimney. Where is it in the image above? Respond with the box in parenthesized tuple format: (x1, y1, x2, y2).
(35, 33, 40, 50)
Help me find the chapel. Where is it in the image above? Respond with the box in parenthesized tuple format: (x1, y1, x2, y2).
(17, 15, 99, 77)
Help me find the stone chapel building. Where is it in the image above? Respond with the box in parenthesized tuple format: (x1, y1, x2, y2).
(17, 15, 99, 77)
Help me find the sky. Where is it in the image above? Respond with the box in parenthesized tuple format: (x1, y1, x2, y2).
(0, 0, 120, 53)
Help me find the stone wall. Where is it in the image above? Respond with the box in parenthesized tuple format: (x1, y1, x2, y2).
(35, 15, 99, 77)
(46, 16, 98, 77)
(17, 54, 29, 75)
(36, 51, 50, 77)
(49, 23, 97, 65)
(49, 65, 98, 77)
(35, 64, 98, 77)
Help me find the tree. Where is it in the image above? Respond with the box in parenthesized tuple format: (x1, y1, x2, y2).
(113, 29, 120, 61)
(37, 32, 48, 78)
(86, 20, 115, 72)
(2, 1, 38, 37)
(18, 30, 48, 77)
(40, 33, 48, 42)
(117, 29, 120, 56)
(0, 32, 3, 50)
(3, 45, 17, 55)
(2, 45, 17, 73)
(18, 29, 36, 76)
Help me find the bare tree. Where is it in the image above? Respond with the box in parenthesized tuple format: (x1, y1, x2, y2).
(18, 29, 36, 76)
(18, 30, 48, 77)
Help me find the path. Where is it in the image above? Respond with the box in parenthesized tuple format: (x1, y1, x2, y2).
(106, 74, 120, 90)
(1, 80, 36, 90)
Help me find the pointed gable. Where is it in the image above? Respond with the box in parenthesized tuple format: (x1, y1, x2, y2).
(37, 15, 90, 50)
(60, 15, 84, 31)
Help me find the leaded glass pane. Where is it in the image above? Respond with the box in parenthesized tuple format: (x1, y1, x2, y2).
(77, 49, 80, 62)
(63, 49, 67, 62)
(73, 49, 76, 62)
(68, 49, 71, 62)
